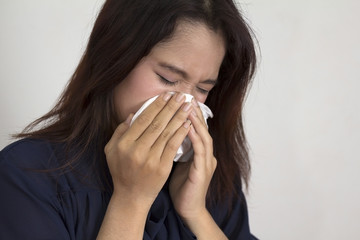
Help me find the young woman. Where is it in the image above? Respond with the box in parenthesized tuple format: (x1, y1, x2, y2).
(0, 0, 258, 239)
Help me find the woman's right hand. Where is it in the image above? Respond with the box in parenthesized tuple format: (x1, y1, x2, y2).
(104, 92, 193, 207)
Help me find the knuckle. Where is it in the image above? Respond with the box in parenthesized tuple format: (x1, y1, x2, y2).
(160, 129, 172, 140)
(136, 113, 151, 125)
(104, 144, 110, 155)
(203, 136, 213, 147)
(115, 123, 125, 134)
(148, 119, 162, 132)
(173, 111, 187, 123)
(158, 165, 170, 177)
(154, 98, 165, 108)
(117, 141, 128, 154)
(129, 147, 143, 163)
(165, 100, 180, 113)
(197, 146, 206, 156)
(145, 159, 157, 171)
(212, 157, 218, 170)
(203, 138, 213, 152)
(167, 140, 179, 153)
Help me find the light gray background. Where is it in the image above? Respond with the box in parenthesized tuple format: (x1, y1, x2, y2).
(1, 1, 359, 239)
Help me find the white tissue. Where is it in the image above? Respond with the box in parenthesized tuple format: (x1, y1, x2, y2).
(130, 93, 213, 162)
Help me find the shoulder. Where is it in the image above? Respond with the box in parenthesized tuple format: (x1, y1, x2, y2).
(0, 138, 77, 200)
(1, 138, 57, 168)
(0, 139, 95, 239)
(0, 138, 69, 173)
(0, 138, 65, 194)
(0, 138, 105, 193)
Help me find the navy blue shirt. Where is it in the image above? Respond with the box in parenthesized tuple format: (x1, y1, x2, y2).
(0, 139, 257, 239)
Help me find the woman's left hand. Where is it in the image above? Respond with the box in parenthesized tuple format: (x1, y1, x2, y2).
(169, 99, 217, 223)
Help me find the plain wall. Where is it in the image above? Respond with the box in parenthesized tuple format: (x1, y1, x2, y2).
(1, 1, 359, 239)
(243, 1, 360, 239)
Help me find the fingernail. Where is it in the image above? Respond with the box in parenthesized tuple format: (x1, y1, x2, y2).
(182, 102, 192, 112)
(176, 92, 185, 102)
(125, 113, 133, 124)
(191, 98, 199, 107)
(163, 92, 172, 101)
(183, 120, 191, 129)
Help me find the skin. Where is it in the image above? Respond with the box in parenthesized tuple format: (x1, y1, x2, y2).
(113, 21, 224, 122)
(97, 21, 227, 240)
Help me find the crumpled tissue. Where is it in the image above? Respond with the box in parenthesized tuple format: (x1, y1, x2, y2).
(130, 93, 213, 162)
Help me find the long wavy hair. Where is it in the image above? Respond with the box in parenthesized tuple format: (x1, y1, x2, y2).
(17, 0, 257, 206)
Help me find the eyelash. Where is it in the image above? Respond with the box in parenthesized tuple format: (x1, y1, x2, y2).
(156, 74, 209, 95)
(197, 87, 209, 94)
(157, 74, 176, 86)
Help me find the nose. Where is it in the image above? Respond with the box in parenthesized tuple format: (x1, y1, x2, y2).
(174, 88, 206, 103)
(173, 82, 207, 103)
(175, 83, 196, 98)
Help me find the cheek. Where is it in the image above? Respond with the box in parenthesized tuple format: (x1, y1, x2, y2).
(113, 72, 167, 122)
(195, 94, 207, 104)
(113, 83, 131, 122)
(190, 91, 208, 104)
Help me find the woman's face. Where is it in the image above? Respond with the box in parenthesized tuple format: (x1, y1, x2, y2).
(114, 22, 226, 122)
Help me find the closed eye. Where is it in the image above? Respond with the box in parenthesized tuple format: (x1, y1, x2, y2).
(156, 73, 177, 86)
(157, 73, 210, 95)
(196, 87, 210, 95)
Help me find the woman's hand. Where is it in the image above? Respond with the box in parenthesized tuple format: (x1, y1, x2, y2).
(169, 99, 228, 239)
(99, 92, 194, 239)
(169, 98, 217, 222)
(104, 92, 193, 207)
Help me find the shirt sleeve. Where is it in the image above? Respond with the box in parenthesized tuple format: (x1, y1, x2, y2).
(0, 141, 71, 240)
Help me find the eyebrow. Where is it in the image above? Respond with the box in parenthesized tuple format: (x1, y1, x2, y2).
(158, 62, 217, 85)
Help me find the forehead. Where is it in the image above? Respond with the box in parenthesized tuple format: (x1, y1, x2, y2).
(148, 21, 226, 78)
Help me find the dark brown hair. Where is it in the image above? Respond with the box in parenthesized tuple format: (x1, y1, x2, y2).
(17, 0, 257, 206)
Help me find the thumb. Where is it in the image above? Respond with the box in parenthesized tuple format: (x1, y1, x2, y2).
(113, 113, 134, 139)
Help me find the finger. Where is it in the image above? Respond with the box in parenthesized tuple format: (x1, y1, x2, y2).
(137, 92, 187, 146)
(189, 109, 212, 148)
(187, 124, 206, 170)
(191, 98, 206, 126)
(124, 92, 174, 140)
(105, 113, 133, 154)
(150, 101, 193, 155)
(111, 113, 134, 141)
(188, 113, 215, 170)
(160, 120, 192, 163)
